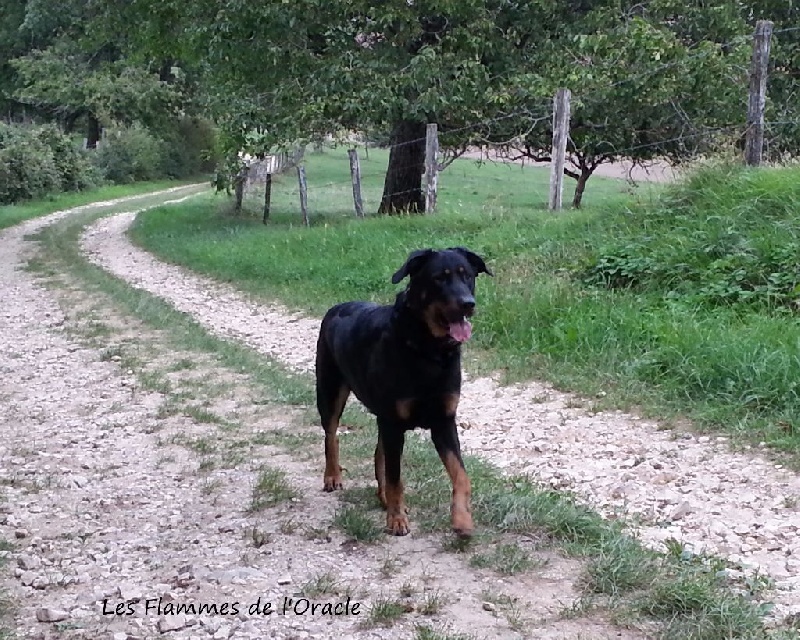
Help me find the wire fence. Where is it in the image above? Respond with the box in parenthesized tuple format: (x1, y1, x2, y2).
(237, 22, 800, 222)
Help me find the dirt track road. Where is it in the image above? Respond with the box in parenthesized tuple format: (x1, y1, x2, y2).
(1, 188, 798, 639)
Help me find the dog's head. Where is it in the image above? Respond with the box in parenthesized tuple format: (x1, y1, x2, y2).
(392, 247, 492, 343)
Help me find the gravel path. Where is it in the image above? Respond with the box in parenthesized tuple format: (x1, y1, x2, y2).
(80, 207, 800, 622)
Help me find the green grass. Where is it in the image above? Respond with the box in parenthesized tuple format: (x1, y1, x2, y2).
(333, 504, 384, 543)
(365, 596, 410, 627)
(468, 542, 539, 575)
(250, 466, 298, 511)
(0, 179, 201, 231)
(129, 150, 800, 463)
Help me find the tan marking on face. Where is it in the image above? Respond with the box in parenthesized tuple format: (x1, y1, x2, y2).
(443, 392, 460, 417)
(422, 303, 449, 338)
(396, 398, 414, 421)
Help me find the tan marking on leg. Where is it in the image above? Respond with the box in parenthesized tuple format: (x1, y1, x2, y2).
(441, 451, 473, 537)
(395, 398, 414, 421)
(442, 392, 460, 417)
(374, 435, 386, 508)
(322, 385, 350, 491)
(384, 480, 409, 536)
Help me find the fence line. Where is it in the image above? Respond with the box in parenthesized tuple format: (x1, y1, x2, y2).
(236, 23, 800, 221)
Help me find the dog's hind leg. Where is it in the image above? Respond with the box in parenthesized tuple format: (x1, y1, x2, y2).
(316, 340, 350, 492)
(431, 419, 473, 538)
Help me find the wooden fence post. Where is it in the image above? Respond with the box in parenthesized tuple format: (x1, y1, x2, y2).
(425, 123, 439, 214)
(262, 173, 272, 224)
(348, 148, 365, 218)
(744, 20, 774, 167)
(549, 88, 571, 211)
(297, 165, 309, 227)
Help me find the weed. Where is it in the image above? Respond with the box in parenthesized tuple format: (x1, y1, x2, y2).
(302, 571, 341, 598)
(469, 542, 539, 575)
(366, 596, 411, 628)
(250, 467, 298, 511)
(419, 590, 446, 615)
(414, 625, 479, 640)
(333, 505, 382, 543)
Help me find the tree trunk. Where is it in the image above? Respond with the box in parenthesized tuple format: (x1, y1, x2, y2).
(571, 167, 593, 208)
(86, 114, 101, 149)
(378, 120, 426, 214)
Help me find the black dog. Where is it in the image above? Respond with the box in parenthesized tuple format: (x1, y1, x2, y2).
(315, 247, 492, 537)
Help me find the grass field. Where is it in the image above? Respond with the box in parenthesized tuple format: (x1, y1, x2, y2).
(129, 147, 800, 465)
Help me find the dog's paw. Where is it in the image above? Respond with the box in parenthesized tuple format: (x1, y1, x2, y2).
(451, 511, 474, 539)
(386, 513, 410, 536)
(323, 475, 343, 492)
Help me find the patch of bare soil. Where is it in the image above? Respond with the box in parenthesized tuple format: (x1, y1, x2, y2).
(80, 208, 800, 627)
(0, 199, 640, 638)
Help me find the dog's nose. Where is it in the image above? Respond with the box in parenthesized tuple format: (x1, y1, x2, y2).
(459, 297, 475, 313)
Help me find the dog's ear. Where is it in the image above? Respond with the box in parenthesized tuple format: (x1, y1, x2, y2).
(391, 249, 435, 284)
(449, 247, 493, 277)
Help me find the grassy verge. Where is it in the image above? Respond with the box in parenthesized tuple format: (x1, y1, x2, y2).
(129, 149, 800, 464)
(0, 179, 205, 232)
(20, 188, 796, 638)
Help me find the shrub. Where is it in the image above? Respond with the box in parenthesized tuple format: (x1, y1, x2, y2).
(33, 124, 98, 192)
(0, 123, 61, 204)
(579, 163, 800, 311)
(92, 123, 166, 184)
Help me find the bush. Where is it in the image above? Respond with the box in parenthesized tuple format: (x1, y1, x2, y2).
(0, 122, 99, 204)
(33, 124, 98, 192)
(579, 163, 800, 311)
(0, 123, 61, 204)
(91, 124, 166, 184)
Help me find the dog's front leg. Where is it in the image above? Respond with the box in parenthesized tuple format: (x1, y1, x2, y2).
(378, 420, 409, 536)
(431, 419, 473, 538)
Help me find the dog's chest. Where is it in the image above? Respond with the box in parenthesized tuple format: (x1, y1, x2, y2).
(395, 391, 460, 426)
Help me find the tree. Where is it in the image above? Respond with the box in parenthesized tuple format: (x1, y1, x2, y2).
(0, 0, 28, 118)
(9, 0, 180, 147)
(91, 0, 595, 213)
(743, 0, 800, 158)
(12, 44, 179, 147)
(90, 0, 756, 211)
(493, 1, 751, 207)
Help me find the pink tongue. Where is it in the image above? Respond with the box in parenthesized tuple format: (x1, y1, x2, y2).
(448, 318, 472, 343)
